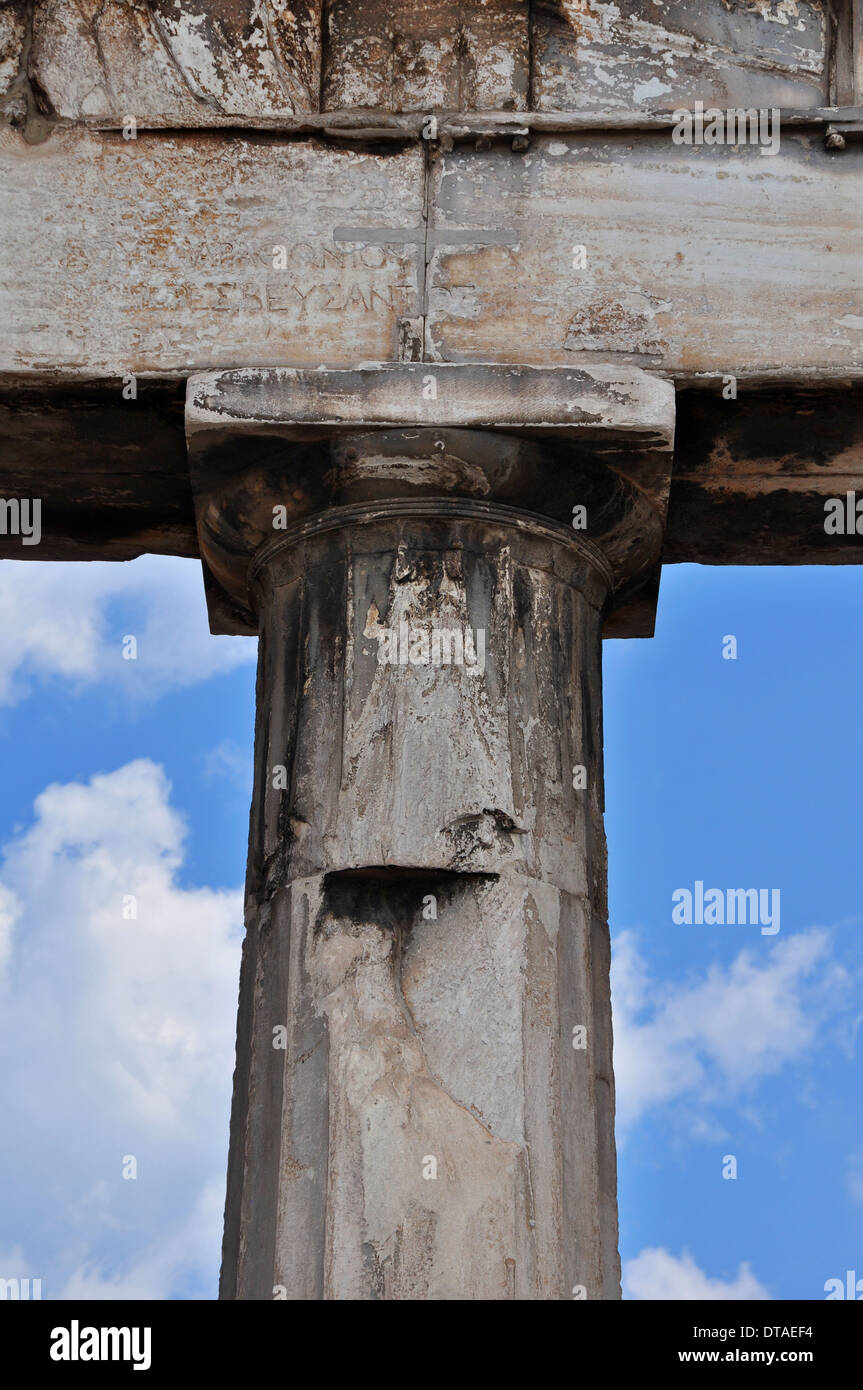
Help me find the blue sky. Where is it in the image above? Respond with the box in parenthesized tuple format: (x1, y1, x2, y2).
(0, 556, 860, 1300)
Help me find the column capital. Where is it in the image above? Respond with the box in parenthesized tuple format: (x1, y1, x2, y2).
(185, 364, 675, 638)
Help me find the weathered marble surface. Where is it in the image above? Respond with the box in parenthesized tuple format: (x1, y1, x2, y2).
(221, 510, 618, 1299)
(29, 0, 322, 123)
(0, 128, 424, 374)
(3, 0, 852, 127)
(322, 0, 530, 112)
(426, 131, 863, 378)
(532, 0, 830, 112)
(2, 127, 860, 381)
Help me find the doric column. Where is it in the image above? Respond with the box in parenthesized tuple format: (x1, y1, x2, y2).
(186, 365, 674, 1301)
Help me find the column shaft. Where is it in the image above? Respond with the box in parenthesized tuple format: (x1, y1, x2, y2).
(220, 506, 619, 1300)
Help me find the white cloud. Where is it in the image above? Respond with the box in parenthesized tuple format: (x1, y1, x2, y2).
(58, 1180, 226, 1301)
(0, 880, 20, 973)
(624, 1248, 770, 1300)
(0, 1246, 33, 1281)
(612, 928, 846, 1131)
(0, 760, 243, 1299)
(0, 556, 256, 704)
